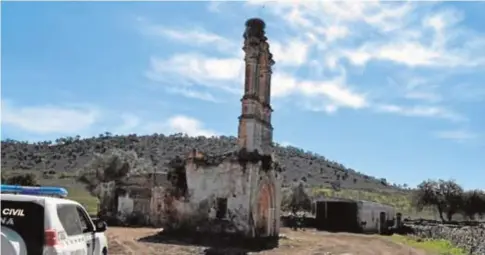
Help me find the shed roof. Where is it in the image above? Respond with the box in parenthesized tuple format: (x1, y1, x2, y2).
(313, 196, 356, 203)
(313, 197, 395, 209)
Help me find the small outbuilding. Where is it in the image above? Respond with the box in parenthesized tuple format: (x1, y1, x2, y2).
(314, 198, 396, 234)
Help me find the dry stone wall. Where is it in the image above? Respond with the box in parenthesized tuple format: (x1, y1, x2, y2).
(407, 223, 485, 255)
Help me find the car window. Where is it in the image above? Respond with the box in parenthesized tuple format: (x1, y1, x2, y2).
(1, 200, 44, 255)
(75, 206, 93, 233)
(56, 204, 82, 236)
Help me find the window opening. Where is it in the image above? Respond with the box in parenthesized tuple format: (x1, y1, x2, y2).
(216, 198, 228, 219)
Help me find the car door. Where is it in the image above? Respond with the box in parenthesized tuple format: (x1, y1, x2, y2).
(1, 200, 44, 255)
(75, 206, 96, 255)
(56, 204, 87, 254)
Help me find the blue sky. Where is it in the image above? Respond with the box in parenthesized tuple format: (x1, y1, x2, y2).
(2, 1, 484, 189)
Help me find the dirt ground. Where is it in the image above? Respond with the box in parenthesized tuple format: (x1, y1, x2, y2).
(106, 227, 432, 255)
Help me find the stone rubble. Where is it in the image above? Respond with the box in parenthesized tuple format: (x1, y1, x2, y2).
(407, 223, 485, 255)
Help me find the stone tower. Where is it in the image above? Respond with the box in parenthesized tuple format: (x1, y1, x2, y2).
(238, 18, 275, 155)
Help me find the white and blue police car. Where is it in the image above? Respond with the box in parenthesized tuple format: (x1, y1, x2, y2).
(1, 184, 108, 255)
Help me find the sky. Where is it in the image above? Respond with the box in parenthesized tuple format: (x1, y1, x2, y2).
(1, 1, 484, 189)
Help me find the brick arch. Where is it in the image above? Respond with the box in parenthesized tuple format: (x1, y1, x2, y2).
(255, 179, 276, 237)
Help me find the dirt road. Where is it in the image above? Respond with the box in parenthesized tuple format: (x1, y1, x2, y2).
(106, 227, 431, 255)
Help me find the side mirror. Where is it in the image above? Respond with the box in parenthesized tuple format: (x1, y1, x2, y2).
(93, 219, 107, 232)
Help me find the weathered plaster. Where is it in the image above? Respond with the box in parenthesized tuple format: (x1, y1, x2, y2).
(95, 18, 282, 240)
(117, 194, 134, 221)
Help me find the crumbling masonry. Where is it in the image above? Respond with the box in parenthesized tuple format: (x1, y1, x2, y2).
(97, 18, 282, 239)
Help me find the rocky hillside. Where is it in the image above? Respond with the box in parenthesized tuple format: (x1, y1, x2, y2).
(1, 133, 399, 190)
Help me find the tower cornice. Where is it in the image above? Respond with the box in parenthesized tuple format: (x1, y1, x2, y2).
(240, 95, 274, 112)
(238, 114, 273, 130)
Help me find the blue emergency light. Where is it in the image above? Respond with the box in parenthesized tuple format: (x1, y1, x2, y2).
(0, 184, 68, 198)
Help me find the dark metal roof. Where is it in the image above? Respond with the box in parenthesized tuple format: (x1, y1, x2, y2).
(313, 197, 395, 208)
(313, 196, 357, 203)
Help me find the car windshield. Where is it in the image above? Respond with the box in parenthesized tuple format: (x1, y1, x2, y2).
(1, 200, 44, 255)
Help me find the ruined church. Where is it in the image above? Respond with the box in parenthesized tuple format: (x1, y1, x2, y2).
(154, 17, 282, 238)
(96, 18, 282, 239)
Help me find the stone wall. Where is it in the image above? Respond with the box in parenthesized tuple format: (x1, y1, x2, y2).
(407, 223, 485, 255)
(183, 159, 253, 234)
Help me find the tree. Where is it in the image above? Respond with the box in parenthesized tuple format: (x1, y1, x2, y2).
(460, 190, 485, 220)
(78, 149, 154, 196)
(438, 179, 464, 221)
(3, 174, 38, 186)
(281, 182, 312, 214)
(413, 179, 464, 222)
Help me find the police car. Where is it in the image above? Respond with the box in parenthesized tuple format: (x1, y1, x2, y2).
(1, 184, 108, 255)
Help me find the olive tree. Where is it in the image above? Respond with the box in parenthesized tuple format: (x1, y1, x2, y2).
(281, 181, 312, 214)
(78, 148, 154, 196)
(413, 179, 464, 222)
(460, 190, 485, 220)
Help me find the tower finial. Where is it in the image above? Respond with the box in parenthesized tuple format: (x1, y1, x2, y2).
(244, 18, 266, 40)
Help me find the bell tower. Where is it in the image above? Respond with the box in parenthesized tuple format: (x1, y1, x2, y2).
(238, 18, 275, 155)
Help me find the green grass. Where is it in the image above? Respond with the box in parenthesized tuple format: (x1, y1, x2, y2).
(28, 172, 100, 215)
(41, 181, 98, 215)
(66, 187, 99, 215)
(2, 169, 100, 215)
(389, 235, 467, 255)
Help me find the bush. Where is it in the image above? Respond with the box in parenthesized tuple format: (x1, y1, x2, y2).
(77, 148, 154, 197)
(2, 173, 39, 186)
(281, 182, 312, 214)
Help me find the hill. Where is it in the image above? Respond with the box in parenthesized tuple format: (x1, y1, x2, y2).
(1, 133, 401, 190)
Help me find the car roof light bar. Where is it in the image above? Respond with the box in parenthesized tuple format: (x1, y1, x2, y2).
(0, 184, 68, 198)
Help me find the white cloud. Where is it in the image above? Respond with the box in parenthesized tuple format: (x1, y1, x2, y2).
(343, 40, 472, 68)
(142, 1, 483, 124)
(271, 39, 310, 67)
(271, 72, 298, 98)
(341, 7, 485, 68)
(248, 1, 484, 125)
(353, 43, 443, 67)
(434, 130, 478, 142)
(301, 101, 339, 114)
(116, 114, 217, 137)
(271, 72, 367, 110)
(165, 115, 217, 137)
(252, 1, 485, 70)
(251, 1, 413, 32)
(147, 50, 365, 112)
(299, 80, 367, 109)
(166, 87, 220, 103)
(1, 101, 99, 134)
(404, 91, 442, 103)
(386, 76, 443, 103)
(146, 54, 243, 94)
(374, 104, 465, 122)
(140, 21, 236, 53)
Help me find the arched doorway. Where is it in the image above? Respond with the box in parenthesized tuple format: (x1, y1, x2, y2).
(256, 181, 275, 237)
